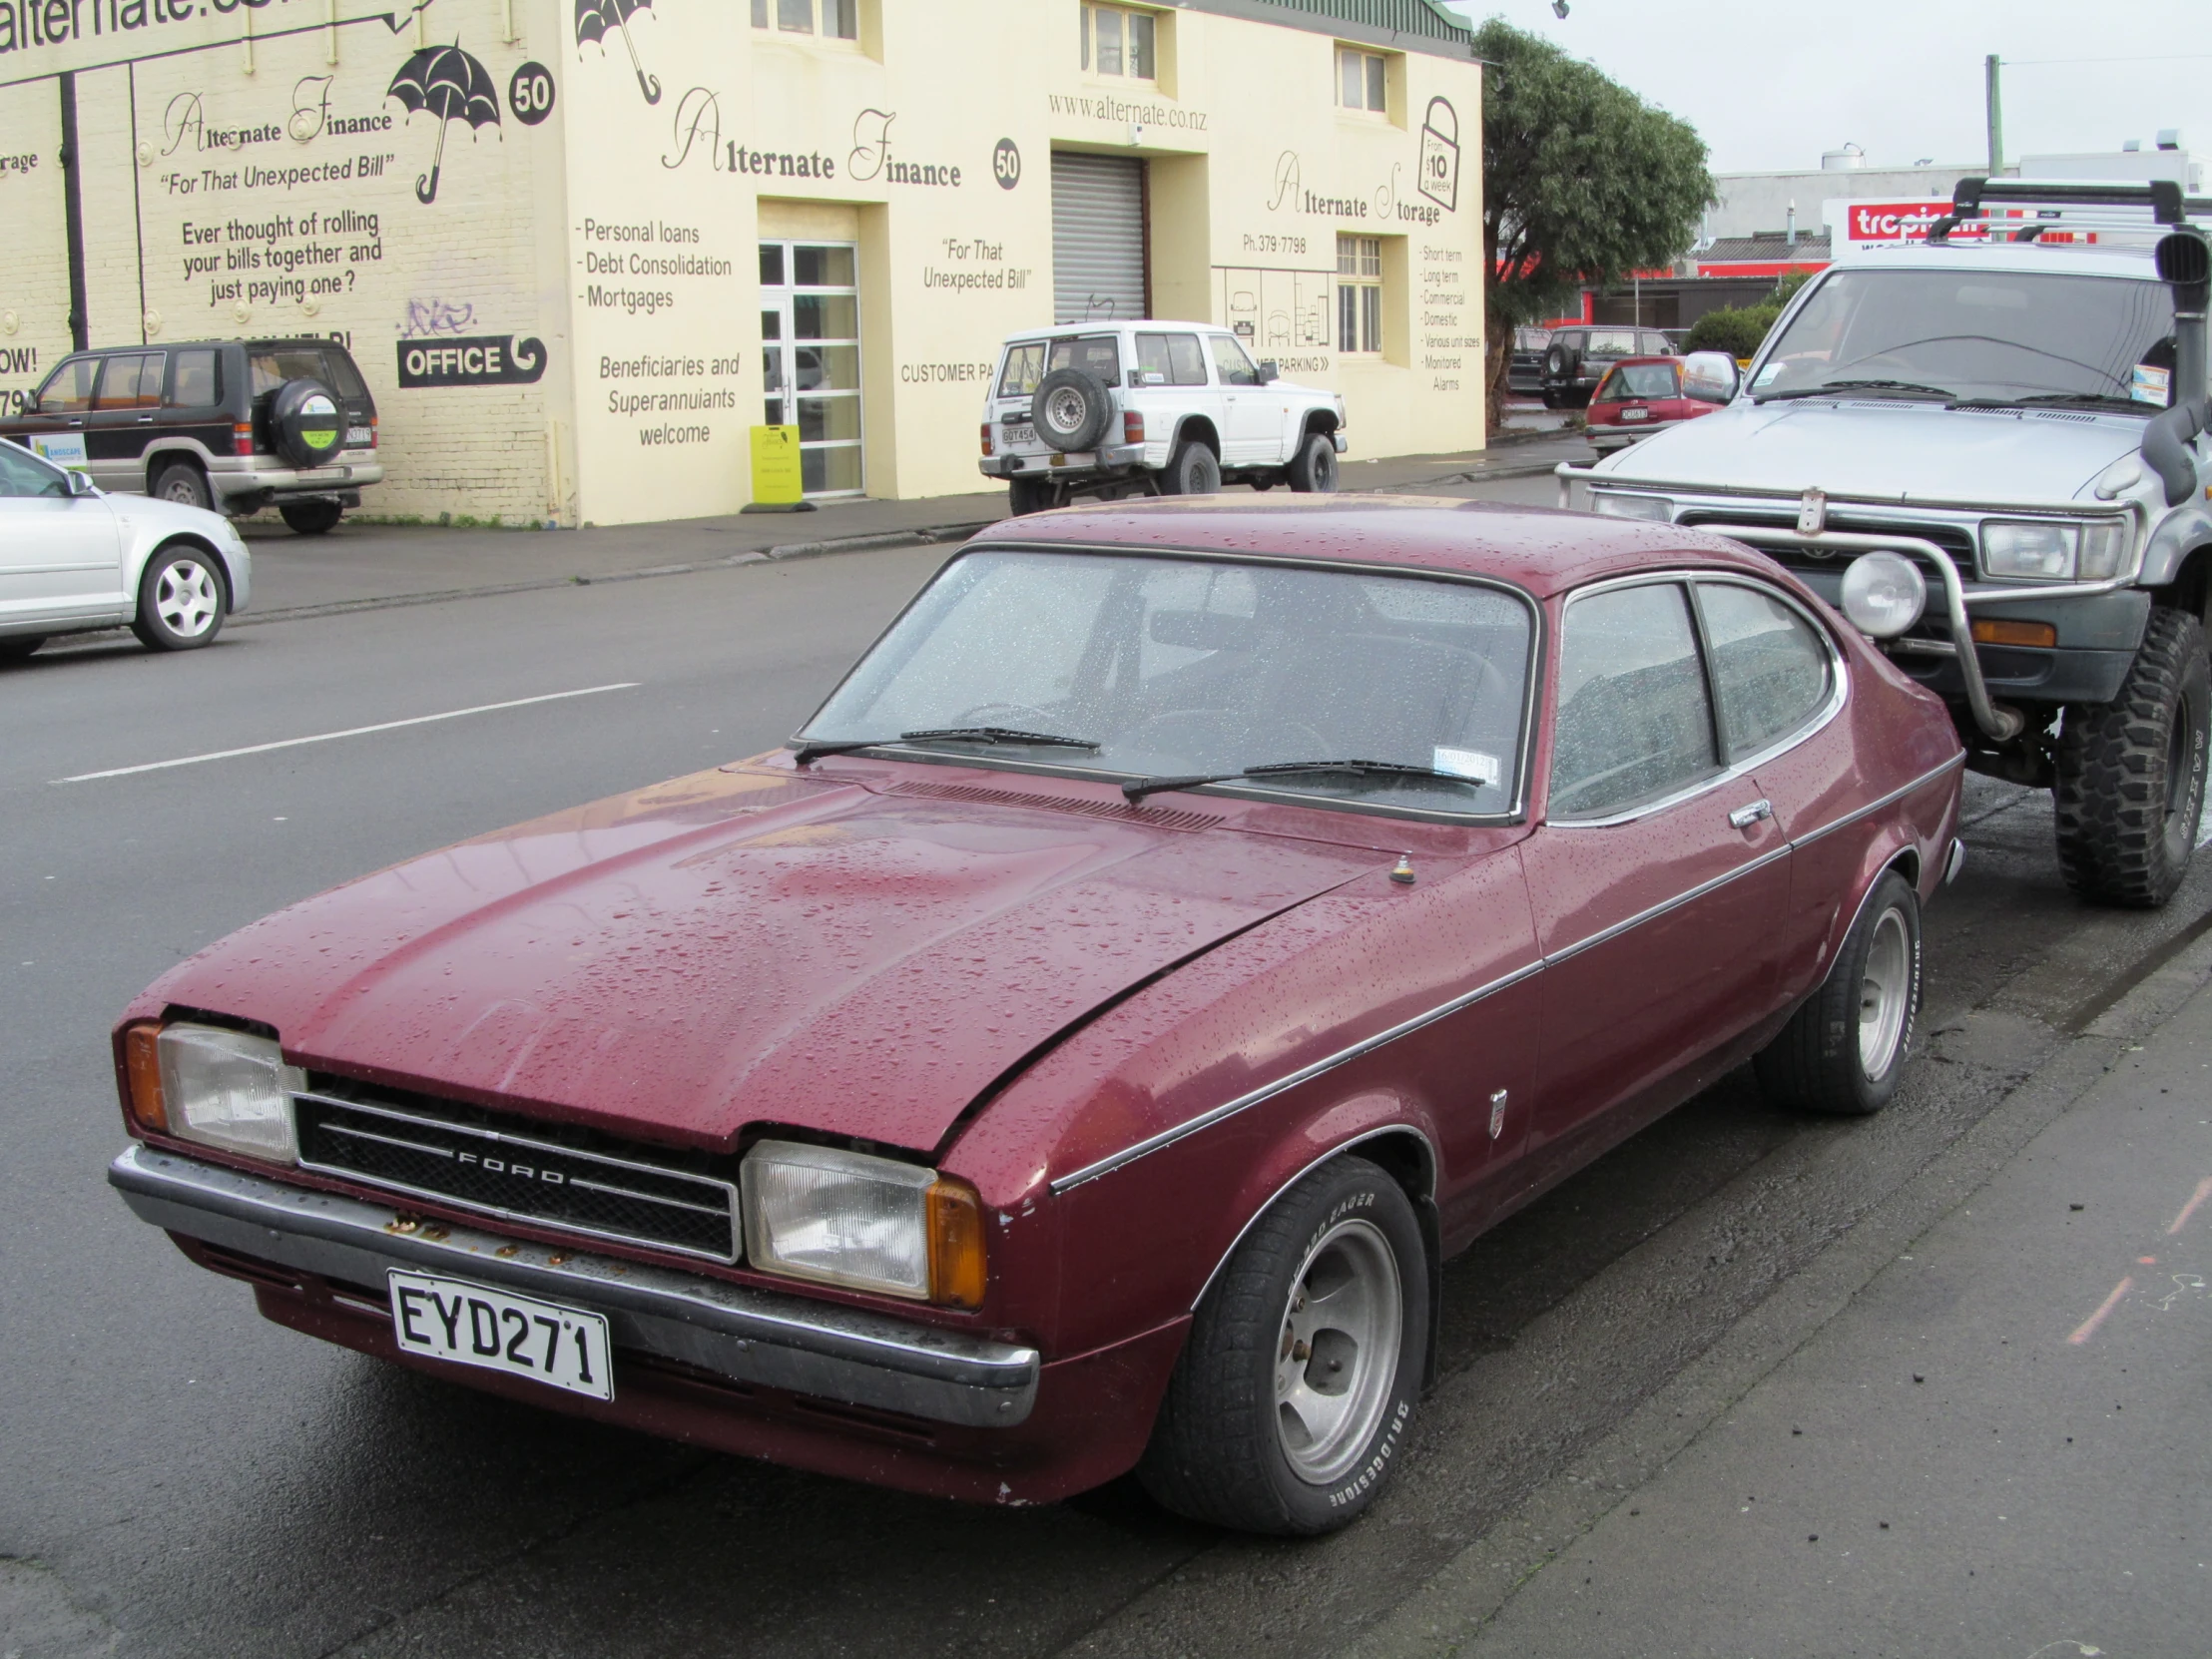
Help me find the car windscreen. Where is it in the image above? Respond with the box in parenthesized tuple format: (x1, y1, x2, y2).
(1597, 362, 1680, 401)
(798, 550, 1533, 816)
(998, 342, 1046, 398)
(1750, 269, 2176, 405)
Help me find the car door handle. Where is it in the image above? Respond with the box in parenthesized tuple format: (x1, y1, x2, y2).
(1728, 799, 1774, 830)
(136, 415, 155, 423)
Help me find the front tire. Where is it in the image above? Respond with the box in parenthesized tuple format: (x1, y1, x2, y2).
(1159, 438, 1220, 496)
(2053, 606, 2209, 908)
(1006, 475, 1055, 516)
(1288, 431, 1339, 493)
(1755, 869, 1922, 1116)
(131, 546, 227, 652)
(1139, 1156, 1426, 1535)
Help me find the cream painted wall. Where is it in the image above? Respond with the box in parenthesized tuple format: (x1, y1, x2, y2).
(3, 0, 1483, 525)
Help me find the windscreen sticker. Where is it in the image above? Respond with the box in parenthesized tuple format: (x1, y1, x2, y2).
(1752, 362, 1785, 389)
(1432, 747, 1500, 786)
(2132, 362, 2171, 405)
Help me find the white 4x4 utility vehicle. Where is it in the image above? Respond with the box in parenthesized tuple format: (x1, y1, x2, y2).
(979, 323, 1348, 513)
(1562, 179, 2212, 908)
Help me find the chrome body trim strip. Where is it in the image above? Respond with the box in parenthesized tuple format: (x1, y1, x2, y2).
(109, 1144, 1037, 1428)
(292, 1090, 743, 1266)
(1048, 959, 1545, 1195)
(1048, 751, 1965, 1193)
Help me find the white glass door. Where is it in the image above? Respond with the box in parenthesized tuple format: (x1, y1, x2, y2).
(760, 241, 862, 497)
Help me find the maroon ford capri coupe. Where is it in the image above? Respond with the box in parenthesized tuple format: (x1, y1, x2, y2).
(108, 498, 1964, 1534)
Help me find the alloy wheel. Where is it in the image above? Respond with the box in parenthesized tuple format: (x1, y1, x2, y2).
(156, 559, 221, 639)
(1858, 907, 1913, 1081)
(1274, 1217, 1401, 1484)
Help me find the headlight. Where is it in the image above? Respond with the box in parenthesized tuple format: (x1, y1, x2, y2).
(1981, 519, 2131, 582)
(741, 1140, 986, 1308)
(151, 1022, 302, 1163)
(1590, 491, 1674, 522)
(1840, 551, 1927, 639)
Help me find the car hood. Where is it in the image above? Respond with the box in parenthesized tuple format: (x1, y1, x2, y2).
(104, 486, 243, 544)
(143, 767, 1382, 1154)
(1595, 398, 2145, 504)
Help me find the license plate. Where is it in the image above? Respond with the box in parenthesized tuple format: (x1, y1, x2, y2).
(346, 425, 372, 446)
(1002, 422, 1035, 446)
(387, 1269, 614, 1400)
(1621, 407, 1650, 421)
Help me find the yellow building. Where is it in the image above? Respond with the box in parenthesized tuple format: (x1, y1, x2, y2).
(0, 0, 1483, 526)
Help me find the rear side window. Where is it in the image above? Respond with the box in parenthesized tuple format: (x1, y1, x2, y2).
(1695, 582, 1834, 759)
(999, 342, 1046, 397)
(1048, 334, 1123, 383)
(94, 353, 164, 409)
(1588, 330, 1639, 355)
(1135, 332, 1209, 385)
(167, 349, 221, 408)
(1552, 582, 1719, 818)
(34, 356, 97, 413)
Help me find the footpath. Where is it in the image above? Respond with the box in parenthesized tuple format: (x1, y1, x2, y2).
(231, 432, 1589, 625)
(1359, 935, 2212, 1658)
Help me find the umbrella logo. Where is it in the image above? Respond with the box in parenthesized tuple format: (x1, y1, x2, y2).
(575, 0, 660, 107)
(387, 41, 501, 205)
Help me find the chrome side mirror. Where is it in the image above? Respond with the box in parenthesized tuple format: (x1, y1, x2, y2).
(1681, 350, 1740, 404)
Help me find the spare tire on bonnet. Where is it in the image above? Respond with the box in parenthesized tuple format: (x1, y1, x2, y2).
(1031, 366, 1114, 452)
(269, 379, 345, 469)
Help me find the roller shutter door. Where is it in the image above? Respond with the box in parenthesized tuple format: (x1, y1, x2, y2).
(1052, 152, 1147, 324)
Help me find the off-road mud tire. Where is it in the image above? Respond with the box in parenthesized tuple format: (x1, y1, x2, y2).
(1159, 437, 1220, 496)
(1138, 1156, 1427, 1535)
(1288, 431, 1339, 493)
(1006, 475, 1055, 516)
(279, 499, 343, 535)
(1030, 367, 1114, 452)
(2053, 605, 2210, 908)
(1755, 869, 1922, 1116)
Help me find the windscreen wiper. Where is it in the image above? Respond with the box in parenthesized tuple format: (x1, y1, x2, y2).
(1947, 392, 2152, 415)
(1754, 378, 1955, 403)
(1121, 758, 1478, 806)
(792, 727, 1100, 765)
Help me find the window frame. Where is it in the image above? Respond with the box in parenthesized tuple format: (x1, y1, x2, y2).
(1337, 235, 1384, 356)
(1081, 1, 1157, 80)
(791, 543, 1549, 827)
(1336, 45, 1388, 115)
(753, 0, 858, 39)
(1547, 570, 1847, 828)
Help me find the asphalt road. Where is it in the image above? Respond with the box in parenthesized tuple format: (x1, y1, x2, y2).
(6, 484, 2211, 1658)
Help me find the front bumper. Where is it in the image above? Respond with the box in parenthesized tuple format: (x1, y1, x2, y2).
(109, 1143, 1039, 1429)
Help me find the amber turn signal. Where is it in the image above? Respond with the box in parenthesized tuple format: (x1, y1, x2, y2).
(926, 1177, 987, 1309)
(1970, 619, 2058, 649)
(122, 1019, 167, 1133)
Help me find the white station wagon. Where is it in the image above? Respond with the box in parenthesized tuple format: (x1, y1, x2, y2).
(979, 322, 1348, 513)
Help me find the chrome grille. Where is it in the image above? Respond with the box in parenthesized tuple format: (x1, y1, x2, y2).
(1680, 510, 1975, 585)
(293, 1090, 740, 1263)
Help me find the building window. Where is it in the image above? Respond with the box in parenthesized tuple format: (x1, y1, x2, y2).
(752, 0, 856, 38)
(1337, 236, 1382, 354)
(1338, 47, 1386, 113)
(1081, 3, 1155, 79)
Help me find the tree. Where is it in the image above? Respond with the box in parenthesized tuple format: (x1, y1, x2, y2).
(1475, 20, 1713, 429)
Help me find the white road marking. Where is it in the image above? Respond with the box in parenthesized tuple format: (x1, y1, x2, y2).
(57, 684, 642, 784)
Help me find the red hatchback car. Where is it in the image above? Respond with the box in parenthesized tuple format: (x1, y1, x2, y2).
(1585, 355, 1725, 453)
(108, 499, 1964, 1535)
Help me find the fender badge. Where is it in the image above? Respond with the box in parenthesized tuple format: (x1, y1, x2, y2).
(1797, 486, 1829, 536)
(1489, 1089, 1508, 1140)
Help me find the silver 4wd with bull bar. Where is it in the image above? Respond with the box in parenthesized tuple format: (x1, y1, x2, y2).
(1559, 179, 2212, 908)
(979, 323, 1347, 514)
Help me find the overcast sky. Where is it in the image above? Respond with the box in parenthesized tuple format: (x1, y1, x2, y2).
(1438, 1, 2210, 175)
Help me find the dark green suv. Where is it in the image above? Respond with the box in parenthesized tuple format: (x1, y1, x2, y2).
(0, 337, 380, 535)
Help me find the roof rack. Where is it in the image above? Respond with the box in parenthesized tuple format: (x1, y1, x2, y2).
(1928, 177, 2212, 245)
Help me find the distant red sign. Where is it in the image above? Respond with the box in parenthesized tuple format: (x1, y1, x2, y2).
(1843, 202, 1986, 243)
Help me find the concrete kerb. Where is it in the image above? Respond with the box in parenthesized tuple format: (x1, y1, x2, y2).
(1349, 925, 2212, 1659)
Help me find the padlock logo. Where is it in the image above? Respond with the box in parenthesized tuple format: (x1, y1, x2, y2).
(1417, 96, 1459, 214)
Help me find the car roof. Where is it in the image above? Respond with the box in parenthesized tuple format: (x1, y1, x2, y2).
(999, 322, 1228, 343)
(1600, 355, 1678, 368)
(64, 337, 355, 353)
(1836, 242, 2162, 279)
(964, 496, 1774, 601)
